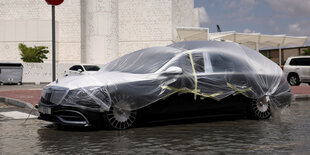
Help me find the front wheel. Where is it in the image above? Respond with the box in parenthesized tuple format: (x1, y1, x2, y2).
(103, 106, 137, 130)
(249, 96, 271, 119)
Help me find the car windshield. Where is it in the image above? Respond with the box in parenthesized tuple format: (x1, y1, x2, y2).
(102, 47, 178, 74)
(84, 65, 100, 71)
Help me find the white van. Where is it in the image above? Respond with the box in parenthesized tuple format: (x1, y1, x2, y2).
(283, 56, 310, 86)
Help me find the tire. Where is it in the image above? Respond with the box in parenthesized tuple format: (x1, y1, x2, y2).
(249, 96, 271, 119)
(103, 106, 137, 130)
(288, 74, 300, 86)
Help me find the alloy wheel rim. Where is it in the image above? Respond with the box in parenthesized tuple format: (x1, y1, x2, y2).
(252, 96, 271, 119)
(106, 107, 137, 129)
(289, 76, 297, 85)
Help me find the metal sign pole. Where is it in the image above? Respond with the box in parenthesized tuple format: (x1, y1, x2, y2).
(52, 5, 56, 81)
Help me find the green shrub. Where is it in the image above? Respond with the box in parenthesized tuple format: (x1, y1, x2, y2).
(19, 43, 49, 63)
(302, 48, 310, 55)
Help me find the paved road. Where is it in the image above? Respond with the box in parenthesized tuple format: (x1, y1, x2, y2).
(0, 100, 309, 154)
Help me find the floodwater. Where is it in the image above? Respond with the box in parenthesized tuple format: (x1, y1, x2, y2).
(1, 100, 310, 154)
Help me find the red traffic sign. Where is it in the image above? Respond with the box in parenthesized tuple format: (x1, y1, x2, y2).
(45, 0, 64, 5)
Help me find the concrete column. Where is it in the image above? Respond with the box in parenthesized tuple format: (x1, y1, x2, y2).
(81, 0, 119, 65)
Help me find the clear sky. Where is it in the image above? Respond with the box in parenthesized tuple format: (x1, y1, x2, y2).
(194, 0, 310, 45)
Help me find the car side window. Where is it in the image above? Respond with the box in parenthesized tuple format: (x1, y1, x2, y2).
(76, 65, 84, 71)
(289, 58, 310, 66)
(69, 65, 78, 71)
(209, 53, 251, 72)
(192, 53, 205, 73)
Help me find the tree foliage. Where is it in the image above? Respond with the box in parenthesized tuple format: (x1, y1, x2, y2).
(19, 43, 49, 63)
(302, 48, 310, 56)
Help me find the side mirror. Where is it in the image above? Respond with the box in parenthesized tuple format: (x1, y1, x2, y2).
(77, 69, 83, 73)
(162, 66, 183, 75)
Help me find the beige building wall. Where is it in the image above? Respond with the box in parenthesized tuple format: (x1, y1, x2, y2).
(81, 0, 119, 65)
(118, 0, 173, 56)
(0, 0, 199, 64)
(0, 0, 81, 63)
(118, 0, 199, 56)
(172, 0, 200, 41)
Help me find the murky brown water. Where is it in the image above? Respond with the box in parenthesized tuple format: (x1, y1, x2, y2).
(1, 100, 310, 154)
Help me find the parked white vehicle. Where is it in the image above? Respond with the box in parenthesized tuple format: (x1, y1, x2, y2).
(283, 56, 310, 86)
(65, 64, 100, 76)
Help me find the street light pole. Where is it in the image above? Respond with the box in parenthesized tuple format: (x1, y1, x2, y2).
(52, 5, 56, 81)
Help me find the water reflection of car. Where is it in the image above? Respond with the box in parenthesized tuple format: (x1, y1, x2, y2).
(65, 64, 100, 76)
(37, 41, 292, 130)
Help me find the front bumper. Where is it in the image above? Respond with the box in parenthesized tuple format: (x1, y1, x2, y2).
(38, 103, 103, 127)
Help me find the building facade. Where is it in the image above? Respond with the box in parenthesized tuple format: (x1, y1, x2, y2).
(260, 46, 310, 65)
(0, 0, 199, 64)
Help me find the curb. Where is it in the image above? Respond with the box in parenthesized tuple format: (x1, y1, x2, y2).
(293, 94, 310, 101)
(0, 96, 39, 116)
(0, 96, 36, 110)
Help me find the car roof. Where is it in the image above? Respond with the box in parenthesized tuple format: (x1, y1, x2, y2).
(288, 56, 310, 59)
(169, 40, 242, 51)
(131, 41, 250, 56)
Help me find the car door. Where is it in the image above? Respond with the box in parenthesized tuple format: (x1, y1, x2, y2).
(131, 53, 196, 121)
(299, 58, 310, 82)
(195, 52, 250, 115)
(153, 52, 237, 118)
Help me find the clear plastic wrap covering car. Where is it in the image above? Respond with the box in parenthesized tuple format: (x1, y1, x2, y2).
(41, 41, 292, 112)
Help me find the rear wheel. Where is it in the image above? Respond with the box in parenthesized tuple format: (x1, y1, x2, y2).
(103, 106, 137, 130)
(249, 96, 271, 119)
(288, 74, 300, 86)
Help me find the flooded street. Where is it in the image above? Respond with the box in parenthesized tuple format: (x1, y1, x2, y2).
(1, 100, 310, 154)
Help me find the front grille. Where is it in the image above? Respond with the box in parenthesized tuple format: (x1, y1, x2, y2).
(45, 92, 52, 101)
(40, 96, 55, 105)
(41, 86, 69, 105)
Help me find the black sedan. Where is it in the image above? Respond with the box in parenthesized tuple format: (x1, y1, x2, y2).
(38, 41, 292, 129)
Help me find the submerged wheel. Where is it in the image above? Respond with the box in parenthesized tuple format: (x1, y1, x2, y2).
(249, 96, 271, 119)
(103, 106, 137, 130)
(288, 74, 300, 86)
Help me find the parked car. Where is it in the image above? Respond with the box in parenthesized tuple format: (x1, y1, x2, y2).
(37, 41, 292, 130)
(65, 64, 100, 76)
(283, 56, 310, 86)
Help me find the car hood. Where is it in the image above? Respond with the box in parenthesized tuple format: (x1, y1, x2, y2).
(41, 71, 170, 111)
(47, 71, 159, 90)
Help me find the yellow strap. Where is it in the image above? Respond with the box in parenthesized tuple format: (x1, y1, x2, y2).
(162, 48, 222, 101)
(226, 83, 252, 97)
(161, 86, 222, 101)
(186, 50, 198, 100)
